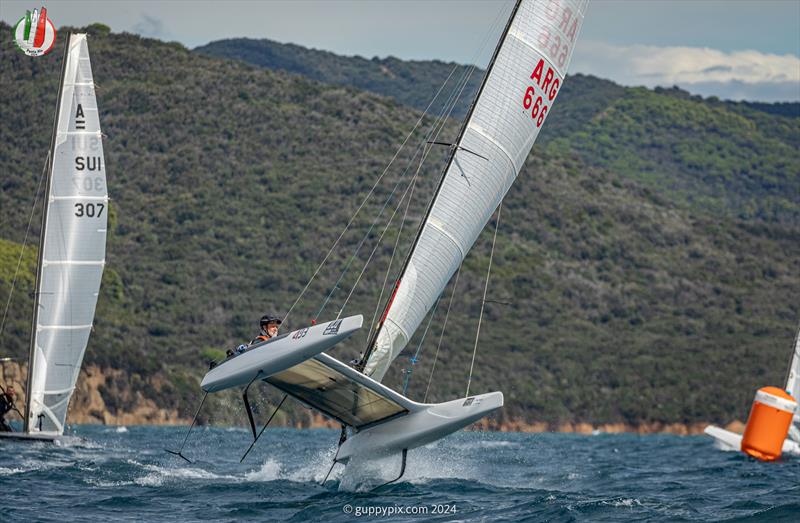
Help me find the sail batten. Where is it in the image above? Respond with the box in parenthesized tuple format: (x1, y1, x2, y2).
(24, 33, 107, 435)
(365, 0, 588, 381)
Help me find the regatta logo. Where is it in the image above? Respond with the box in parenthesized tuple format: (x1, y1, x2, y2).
(12, 7, 57, 57)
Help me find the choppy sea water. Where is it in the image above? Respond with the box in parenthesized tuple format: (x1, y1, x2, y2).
(1, 425, 798, 522)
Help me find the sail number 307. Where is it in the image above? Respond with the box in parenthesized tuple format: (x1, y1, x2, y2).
(75, 202, 105, 218)
(522, 58, 561, 128)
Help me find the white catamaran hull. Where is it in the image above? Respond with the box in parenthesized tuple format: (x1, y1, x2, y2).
(704, 425, 800, 456)
(201, 315, 364, 392)
(200, 315, 503, 463)
(336, 391, 503, 462)
(0, 431, 59, 443)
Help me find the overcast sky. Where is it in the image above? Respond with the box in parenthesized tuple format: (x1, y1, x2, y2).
(2, 0, 798, 102)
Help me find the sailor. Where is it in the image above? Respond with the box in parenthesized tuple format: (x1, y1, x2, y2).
(250, 314, 282, 345)
(0, 386, 17, 432)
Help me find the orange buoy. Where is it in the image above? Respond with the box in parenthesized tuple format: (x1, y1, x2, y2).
(741, 386, 797, 461)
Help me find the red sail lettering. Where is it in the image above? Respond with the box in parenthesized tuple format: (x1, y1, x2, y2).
(565, 18, 578, 42)
(548, 78, 560, 101)
(559, 8, 573, 34)
(530, 59, 544, 85)
(541, 68, 554, 93)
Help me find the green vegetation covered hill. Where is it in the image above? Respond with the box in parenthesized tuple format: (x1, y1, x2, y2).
(1, 24, 798, 428)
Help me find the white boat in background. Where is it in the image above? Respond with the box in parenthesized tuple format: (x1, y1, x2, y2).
(704, 322, 800, 458)
(192, 0, 587, 481)
(0, 33, 107, 442)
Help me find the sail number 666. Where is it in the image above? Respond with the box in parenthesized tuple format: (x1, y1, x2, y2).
(74, 202, 105, 218)
(523, 87, 548, 127)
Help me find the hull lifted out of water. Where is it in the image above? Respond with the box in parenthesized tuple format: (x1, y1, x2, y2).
(200, 315, 502, 463)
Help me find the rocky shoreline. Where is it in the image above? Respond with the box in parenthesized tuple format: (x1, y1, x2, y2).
(0, 361, 744, 435)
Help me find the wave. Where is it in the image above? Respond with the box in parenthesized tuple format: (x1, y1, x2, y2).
(127, 460, 237, 487)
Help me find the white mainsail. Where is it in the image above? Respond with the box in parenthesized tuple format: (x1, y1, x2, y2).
(364, 0, 587, 381)
(24, 34, 107, 435)
(786, 321, 800, 442)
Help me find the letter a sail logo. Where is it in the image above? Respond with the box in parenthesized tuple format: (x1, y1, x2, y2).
(12, 7, 57, 57)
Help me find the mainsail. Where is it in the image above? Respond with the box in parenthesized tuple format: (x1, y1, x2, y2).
(786, 321, 800, 401)
(364, 0, 588, 381)
(24, 34, 107, 435)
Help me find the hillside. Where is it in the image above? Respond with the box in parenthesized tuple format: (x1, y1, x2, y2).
(198, 37, 800, 226)
(195, 38, 483, 120)
(1, 24, 798, 429)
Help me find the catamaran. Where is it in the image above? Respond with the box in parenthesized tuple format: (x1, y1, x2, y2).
(704, 322, 800, 460)
(181, 0, 587, 479)
(0, 33, 108, 442)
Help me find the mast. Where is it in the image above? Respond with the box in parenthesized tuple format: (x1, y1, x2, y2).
(23, 34, 71, 433)
(360, 0, 523, 371)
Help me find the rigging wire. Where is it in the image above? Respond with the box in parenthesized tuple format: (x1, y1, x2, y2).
(360, 2, 512, 370)
(423, 264, 463, 402)
(333, 58, 480, 325)
(336, 161, 422, 319)
(401, 295, 442, 396)
(313, 144, 424, 321)
(363, 61, 480, 348)
(281, 61, 465, 327)
(465, 202, 503, 398)
(0, 152, 50, 344)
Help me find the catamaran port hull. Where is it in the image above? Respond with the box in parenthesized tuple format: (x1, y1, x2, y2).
(336, 391, 503, 462)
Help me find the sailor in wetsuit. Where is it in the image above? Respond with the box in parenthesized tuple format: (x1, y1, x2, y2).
(0, 386, 18, 432)
(250, 314, 282, 345)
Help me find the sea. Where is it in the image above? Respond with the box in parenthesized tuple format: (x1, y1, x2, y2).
(0, 425, 798, 522)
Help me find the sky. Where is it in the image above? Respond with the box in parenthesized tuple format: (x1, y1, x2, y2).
(2, 0, 799, 102)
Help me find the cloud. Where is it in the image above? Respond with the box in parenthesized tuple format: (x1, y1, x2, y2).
(570, 42, 800, 102)
(133, 14, 167, 39)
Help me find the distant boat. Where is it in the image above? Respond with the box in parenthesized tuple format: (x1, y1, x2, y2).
(192, 0, 587, 481)
(704, 322, 800, 460)
(0, 33, 108, 442)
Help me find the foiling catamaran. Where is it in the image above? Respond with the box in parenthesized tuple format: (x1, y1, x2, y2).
(0, 33, 107, 442)
(704, 322, 800, 460)
(175, 0, 587, 480)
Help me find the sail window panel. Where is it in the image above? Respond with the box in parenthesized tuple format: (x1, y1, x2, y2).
(38, 393, 70, 433)
(51, 137, 106, 198)
(266, 359, 407, 428)
(35, 264, 103, 327)
(36, 327, 91, 372)
(42, 199, 107, 262)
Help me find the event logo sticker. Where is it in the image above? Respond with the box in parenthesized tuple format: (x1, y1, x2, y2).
(12, 7, 57, 57)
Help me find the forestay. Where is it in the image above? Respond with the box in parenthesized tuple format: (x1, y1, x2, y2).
(365, 0, 588, 380)
(25, 34, 107, 435)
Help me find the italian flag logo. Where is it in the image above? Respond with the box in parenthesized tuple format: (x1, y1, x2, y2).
(12, 7, 57, 57)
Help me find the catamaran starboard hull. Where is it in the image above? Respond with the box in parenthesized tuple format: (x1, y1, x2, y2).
(336, 391, 503, 462)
